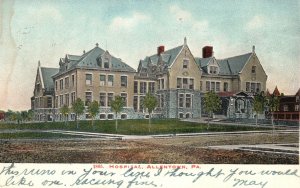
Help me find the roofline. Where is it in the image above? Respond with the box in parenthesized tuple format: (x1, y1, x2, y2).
(52, 66, 137, 78)
(168, 45, 184, 68)
(238, 53, 253, 74)
(38, 66, 45, 89)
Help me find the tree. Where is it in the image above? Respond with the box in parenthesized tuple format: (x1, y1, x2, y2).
(267, 94, 280, 127)
(72, 98, 85, 129)
(88, 100, 99, 130)
(60, 105, 70, 126)
(21, 111, 28, 123)
(253, 92, 266, 127)
(203, 91, 221, 129)
(110, 96, 124, 132)
(143, 93, 158, 132)
(27, 109, 34, 121)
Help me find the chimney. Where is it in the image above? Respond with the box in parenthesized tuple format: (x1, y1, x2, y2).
(252, 45, 255, 53)
(83, 50, 85, 54)
(202, 46, 213, 58)
(157, 45, 165, 55)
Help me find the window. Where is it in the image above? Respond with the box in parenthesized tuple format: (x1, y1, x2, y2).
(86, 113, 92, 119)
(206, 81, 210, 91)
(71, 75, 75, 87)
(59, 95, 63, 107)
(134, 81, 138, 94)
(133, 96, 138, 112)
(179, 113, 184, 119)
(121, 76, 127, 87)
(36, 83, 40, 92)
(157, 80, 160, 90)
(85, 92, 92, 106)
(211, 82, 215, 91)
(177, 78, 182, 89)
(224, 82, 228, 92)
(160, 79, 165, 89)
(100, 75, 106, 86)
(107, 93, 114, 106)
(200, 81, 203, 91)
(160, 94, 164, 108)
(246, 82, 250, 92)
(252, 66, 256, 74)
(121, 93, 127, 107)
(139, 96, 145, 112)
(55, 81, 58, 91)
(295, 105, 299, 111)
(296, 96, 299, 102)
(256, 83, 261, 92)
(60, 79, 63, 90)
(216, 82, 220, 92)
(65, 77, 69, 89)
(185, 113, 191, 119)
(183, 59, 189, 69)
(86, 74, 92, 85)
(108, 75, 114, 86)
(183, 78, 188, 89)
(209, 66, 218, 74)
(100, 114, 106, 120)
(283, 105, 289, 112)
(104, 58, 109, 68)
(189, 78, 194, 89)
(179, 94, 184, 108)
(65, 94, 69, 106)
(250, 83, 256, 92)
(140, 82, 146, 94)
(71, 92, 76, 104)
(148, 82, 155, 93)
(186, 94, 191, 108)
(121, 114, 127, 119)
(107, 114, 114, 119)
(100, 93, 106, 107)
(47, 97, 52, 108)
(54, 96, 58, 108)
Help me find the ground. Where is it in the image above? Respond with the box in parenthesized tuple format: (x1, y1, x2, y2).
(0, 132, 298, 164)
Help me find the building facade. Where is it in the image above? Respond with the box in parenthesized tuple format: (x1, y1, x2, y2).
(270, 87, 300, 124)
(31, 38, 268, 121)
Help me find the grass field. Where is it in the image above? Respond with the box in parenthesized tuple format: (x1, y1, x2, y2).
(0, 132, 85, 139)
(0, 119, 272, 135)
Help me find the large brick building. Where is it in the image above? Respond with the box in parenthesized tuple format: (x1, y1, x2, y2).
(31, 38, 267, 121)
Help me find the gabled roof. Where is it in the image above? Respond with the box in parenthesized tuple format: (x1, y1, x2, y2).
(54, 46, 136, 77)
(195, 53, 252, 75)
(40, 67, 58, 91)
(195, 57, 212, 67)
(295, 88, 300, 96)
(140, 45, 184, 68)
(273, 86, 281, 96)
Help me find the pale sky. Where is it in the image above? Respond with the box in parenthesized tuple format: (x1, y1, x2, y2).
(0, 0, 299, 111)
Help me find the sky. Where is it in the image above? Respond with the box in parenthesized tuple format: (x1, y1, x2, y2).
(0, 0, 299, 111)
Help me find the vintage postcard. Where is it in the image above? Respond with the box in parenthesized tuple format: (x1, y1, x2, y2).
(0, 0, 299, 187)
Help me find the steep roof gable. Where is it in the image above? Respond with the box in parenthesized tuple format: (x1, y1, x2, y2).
(40, 67, 59, 91)
(218, 53, 252, 75)
(140, 45, 184, 68)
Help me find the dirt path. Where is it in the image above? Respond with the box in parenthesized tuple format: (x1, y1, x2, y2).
(0, 132, 298, 164)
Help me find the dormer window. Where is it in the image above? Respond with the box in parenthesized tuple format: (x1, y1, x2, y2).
(104, 58, 109, 68)
(252, 66, 256, 74)
(209, 66, 218, 74)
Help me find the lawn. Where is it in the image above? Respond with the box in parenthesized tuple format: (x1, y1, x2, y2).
(0, 132, 85, 139)
(0, 119, 272, 135)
